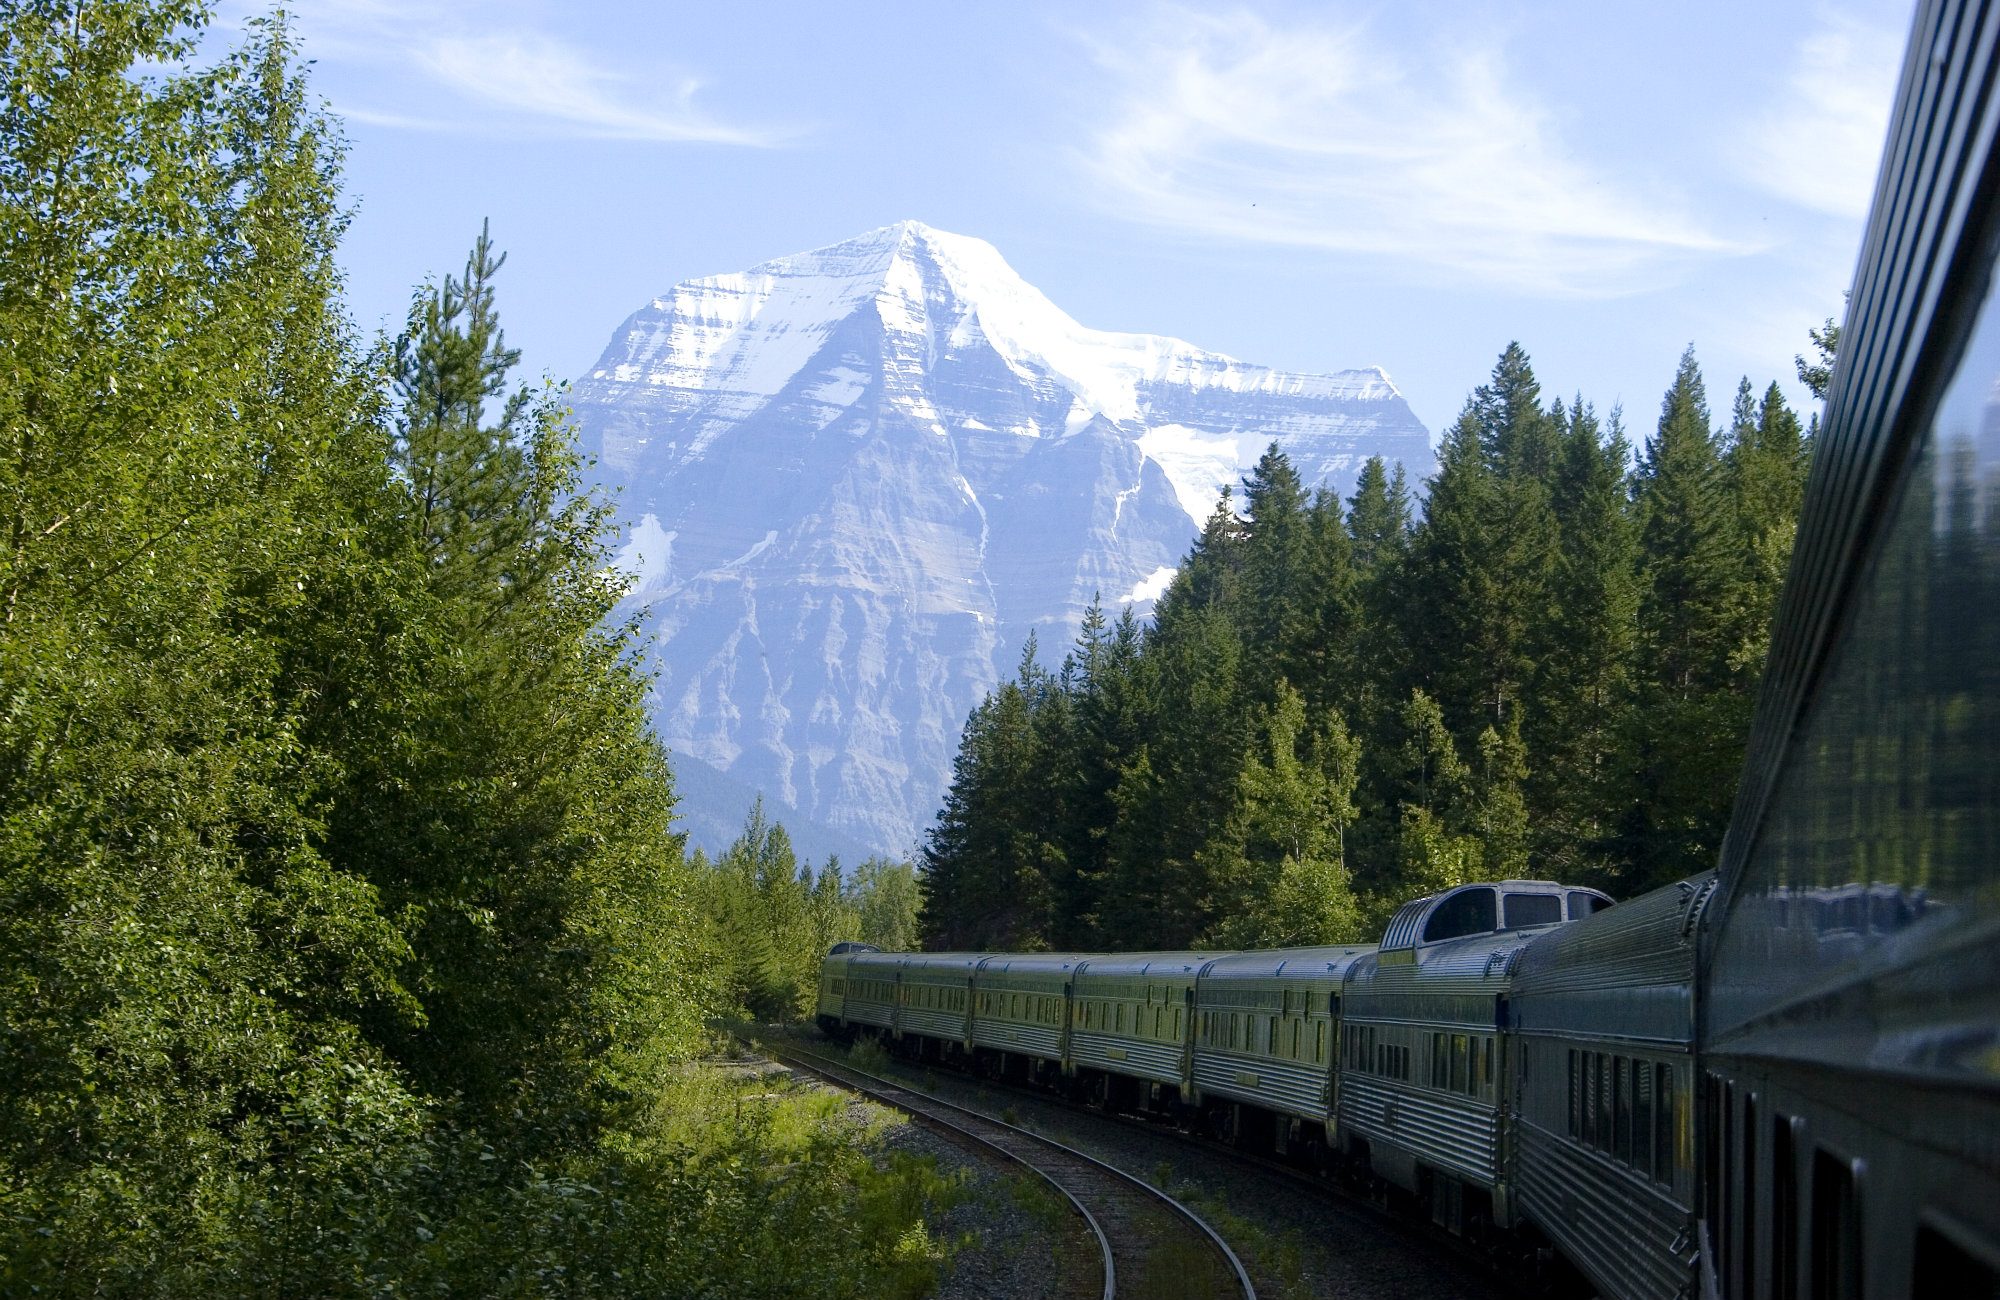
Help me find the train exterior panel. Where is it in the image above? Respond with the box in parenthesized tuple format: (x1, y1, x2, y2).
(840, 950, 903, 1033)
(1068, 953, 1215, 1090)
(1189, 946, 1373, 1129)
(896, 953, 986, 1048)
(1510, 874, 1714, 1300)
(1697, 0, 2000, 1290)
(968, 953, 1089, 1065)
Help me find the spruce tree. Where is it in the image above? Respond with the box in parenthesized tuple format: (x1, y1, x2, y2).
(1623, 347, 1744, 888)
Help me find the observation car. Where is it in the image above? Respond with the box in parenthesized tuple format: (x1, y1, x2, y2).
(1337, 881, 1608, 1232)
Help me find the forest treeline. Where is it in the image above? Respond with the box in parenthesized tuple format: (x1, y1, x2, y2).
(694, 799, 922, 1022)
(0, 7, 946, 1294)
(920, 343, 1816, 952)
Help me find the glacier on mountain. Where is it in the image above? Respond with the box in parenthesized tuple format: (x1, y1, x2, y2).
(570, 221, 1432, 856)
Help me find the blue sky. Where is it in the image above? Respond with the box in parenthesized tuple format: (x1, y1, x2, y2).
(256, 0, 1911, 437)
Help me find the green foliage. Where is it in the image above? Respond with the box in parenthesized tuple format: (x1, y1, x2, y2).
(0, 4, 934, 1292)
(923, 329, 1823, 945)
(697, 799, 919, 1019)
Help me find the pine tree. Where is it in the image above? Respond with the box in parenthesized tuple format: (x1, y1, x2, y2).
(1623, 347, 1745, 889)
(1531, 398, 1639, 880)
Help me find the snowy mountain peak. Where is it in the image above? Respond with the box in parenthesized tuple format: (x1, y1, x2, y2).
(570, 224, 1433, 855)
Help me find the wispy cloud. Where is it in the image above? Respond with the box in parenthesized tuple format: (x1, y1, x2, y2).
(1075, 8, 1743, 296)
(1738, 10, 1904, 218)
(277, 0, 787, 146)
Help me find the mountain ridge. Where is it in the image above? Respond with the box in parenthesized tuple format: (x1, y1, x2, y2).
(571, 221, 1433, 852)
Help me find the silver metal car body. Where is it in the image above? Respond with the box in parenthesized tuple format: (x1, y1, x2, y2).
(1190, 946, 1374, 1132)
(1510, 873, 1714, 1300)
(1069, 952, 1219, 1090)
(969, 952, 1093, 1064)
(839, 949, 905, 1033)
(897, 952, 989, 1048)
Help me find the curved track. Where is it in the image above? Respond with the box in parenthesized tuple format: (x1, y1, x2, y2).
(759, 1039, 1257, 1300)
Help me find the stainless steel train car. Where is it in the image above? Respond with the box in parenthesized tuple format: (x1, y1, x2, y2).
(1067, 952, 1215, 1106)
(1694, 0, 2000, 1291)
(896, 952, 986, 1053)
(1510, 873, 1714, 1298)
(1188, 946, 1372, 1152)
(968, 952, 1085, 1078)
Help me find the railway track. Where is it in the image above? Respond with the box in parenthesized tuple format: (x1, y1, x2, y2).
(753, 1038, 1258, 1300)
(767, 1028, 1531, 1298)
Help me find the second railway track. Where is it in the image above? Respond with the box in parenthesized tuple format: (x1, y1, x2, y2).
(753, 1038, 1257, 1300)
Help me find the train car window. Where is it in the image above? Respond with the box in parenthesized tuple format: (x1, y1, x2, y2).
(1811, 1149, 1861, 1300)
(1423, 887, 1497, 942)
(1614, 1057, 1632, 1165)
(1634, 1061, 1655, 1180)
(1740, 1095, 1759, 1300)
(1656, 1065, 1676, 1183)
(1569, 1051, 1582, 1139)
(1431, 1034, 1447, 1088)
(1911, 1226, 2000, 1298)
(1775, 1114, 1799, 1299)
(1452, 1035, 1470, 1092)
(1314, 1021, 1324, 1063)
(1268, 1014, 1279, 1055)
(1483, 1037, 1495, 1088)
(1567, 890, 1612, 918)
(1503, 892, 1562, 928)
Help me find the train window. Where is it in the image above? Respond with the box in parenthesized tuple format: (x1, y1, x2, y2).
(1614, 1057, 1632, 1164)
(1483, 1038, 1494, 1088)
(1452, 1035, 1470, 1092)
(1741, 1095, 1759, 1300)
(1811, 1149, 1861, 1300)
(1116, 1004, 1124, 1033)
(1175, 1008, 1183, 1039)
(1911, 1225, 2000, 1298)
(1431, 1034, 1447, 1088)
(1598, 1055, 1615, 1152)
(1423, 887, 1497, 942)
(1775, 1115, 1799, 1299)
(1503, 892, 1562, 928)
(1569, 1051, 1582, 1139)
(1268, 1014, 1279, 1055)
(1567, 890, 1612, 918)
(1634, 1062, 1655, 1180)
(1656, 1065, 1675, 1182)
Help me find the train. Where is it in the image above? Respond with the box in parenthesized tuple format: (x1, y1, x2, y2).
(821, 0, 2000, 1294)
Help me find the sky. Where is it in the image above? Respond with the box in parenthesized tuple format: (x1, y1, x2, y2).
(240, 0, 1913, 439)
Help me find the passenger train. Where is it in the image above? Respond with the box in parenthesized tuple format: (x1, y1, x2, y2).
(820, 1, 2000, 1293)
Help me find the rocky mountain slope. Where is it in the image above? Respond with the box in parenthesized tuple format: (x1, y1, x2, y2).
(568, 221, 1431, 855)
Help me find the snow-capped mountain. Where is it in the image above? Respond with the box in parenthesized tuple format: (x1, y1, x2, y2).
(569, 221, 1432, 856)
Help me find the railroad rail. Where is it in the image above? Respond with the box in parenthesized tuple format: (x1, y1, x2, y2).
(753, 1037, 1258, 1300)
(773, 1027, 1528, 1296)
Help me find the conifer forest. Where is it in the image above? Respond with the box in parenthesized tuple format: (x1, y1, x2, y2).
(0, 2, 1825, 1295)
(919, 345, 1816, 952)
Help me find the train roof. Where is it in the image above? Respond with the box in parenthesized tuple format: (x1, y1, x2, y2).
(897, 951, 996, 974)
(975, 952, 1097, 975)
(1198, 945, 1377, 982)
(1072, 951, 1224, 979)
